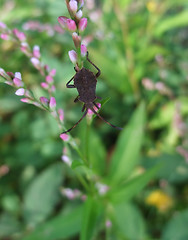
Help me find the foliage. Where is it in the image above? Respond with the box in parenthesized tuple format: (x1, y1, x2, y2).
(0, 0, 188, 239)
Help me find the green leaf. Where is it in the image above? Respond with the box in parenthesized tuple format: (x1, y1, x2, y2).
(22, 205, 83, 240)
(0, 213, 22, 238)
(80, 196, 102, 240)
(88, 129, 106, 175)
(109, 164, 160, 203)
(155, 10, 188, 36)
(88, 49, 131, 93)
(114, 202, 146, 240)
(142, 154, 188, 184)
(162, 209, 188, 240)
(108, 102, 145, 184)
(23, 163, 63, 226)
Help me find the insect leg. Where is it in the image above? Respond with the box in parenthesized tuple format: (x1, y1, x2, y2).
(96, 96, 102, 100)
(74, 96, 80, 103)
(86, 51, 101, 78)
(82, 104, 86, 112)
(66, 76, 75, 88)
(90, 106, 123, 130)
(93, 102, 100, 110)
(61, 109, 88, 134)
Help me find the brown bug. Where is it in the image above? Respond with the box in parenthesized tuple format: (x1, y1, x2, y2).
(62, 51, 122, 134)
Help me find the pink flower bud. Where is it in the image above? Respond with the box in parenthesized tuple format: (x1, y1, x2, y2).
(72, 32, 81, 48)
(68, 50, 77, 64)
(49, 97, 56, 110)
(20, 42, 30, 55)
(41, 82, 49, 89)
(88, 103, 101, 116)
(78, 18, 87, 32)
(58, 16, 68, 29)
(105, 220, 112, 228)
(81, 44, 87, 57)
(15, 72, 22, 79)
(13, 78, 23, 87)
(76, 10, 83, 19)
(60, 133, 70, 141)
(20, 98, 30, 103)
(40, 96, 49, 106)
(0, 33, 9, 40)
(13, 29, 26, 41)
(69, 0, 78, 13)
(50, 85, 56, 92)
(78, 0, 84, 8)
(46, 75, 53, 83)
(58, 109, 64, 122)
(67, 19, 77, 31)
(49, 68, 56, 76)
(33, 45, 41, 58)
(15, 88, 25, 96)
(61, 155, 72, 166)
(0, 68, 10, 80)
(30, 57, 41, 69)
(0, 22, 6, 29)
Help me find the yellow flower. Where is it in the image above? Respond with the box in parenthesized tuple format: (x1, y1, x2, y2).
(146, 0, 157, 13)
(146, 190, 173, 212)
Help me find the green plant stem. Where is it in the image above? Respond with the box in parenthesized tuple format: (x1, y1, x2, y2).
(75, 171, 91, 193)
(112, 1, 140, 100)
(85, 121, 91, 164)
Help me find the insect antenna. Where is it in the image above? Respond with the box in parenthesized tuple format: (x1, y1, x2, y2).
(90, 106, 123, 130)
(62, 109, 88, 134)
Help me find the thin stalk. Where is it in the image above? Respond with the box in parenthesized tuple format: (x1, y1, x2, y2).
(85, 121, 91, 164)
(112, 1, 140, 100)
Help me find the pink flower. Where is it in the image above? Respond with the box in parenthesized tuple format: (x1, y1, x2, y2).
(78, 0, 84, 7)
(49, 97, 56, 110)
(105, 220, 112, 228)
(58, 16, 68, 29)
(13, 29, 26, 41)
(49, 69, 56, 76)
(68, 50, 77, 64)
(58, 109, 64, 122)
(46, 75, 53, 83)
(60, 133, 70, 141)
(0, 68, 9, 79)
(15, 88, 25, 96)
(88, 103, 101, 115)
(69, 0, 78, 13)
(67, 19, 77, 31)
(30, 57, 41, 69)
(61, 155, 72, 166)
(0, 33, 9, 40)
(33, 45, 41, 58)
(72, 32, 81, 48)
(78, 18, 87, 32)
(41, 82, 49, 89)
(20, 98, 30, 103)
(76, 10, 83, 19)
(0, 22, 6, 29)
(15, 72, 22, 80)
(40, 96, 49, 106)
(50, 85, 56, 92)
(81, 44, 87, 57)
(13, 78, 23, 87)
(20, 42, 30, 55)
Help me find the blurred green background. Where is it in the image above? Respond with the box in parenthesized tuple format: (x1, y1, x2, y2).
(0, 0, 188, 239)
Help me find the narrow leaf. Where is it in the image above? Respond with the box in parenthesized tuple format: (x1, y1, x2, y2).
(23, 163, 63, 226)
(80, 196, 102, 240)
(109, 102, 145, 184)
(22, 205, 83, 240)
(109, 164, 160, 203)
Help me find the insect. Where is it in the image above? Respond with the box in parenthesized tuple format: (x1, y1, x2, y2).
(62, 51, 122, 134)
